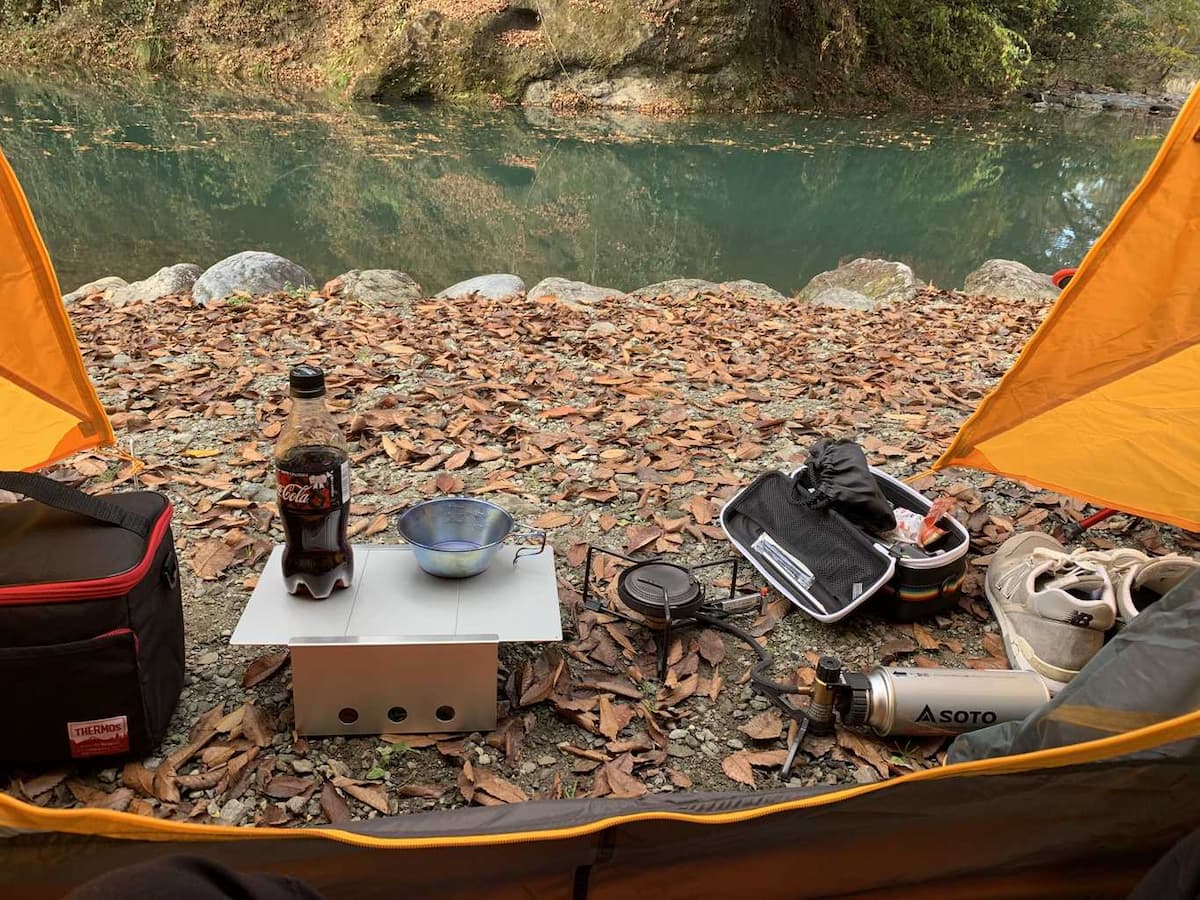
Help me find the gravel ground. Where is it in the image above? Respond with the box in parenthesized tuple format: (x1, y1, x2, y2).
(4, 284, 1191, 824)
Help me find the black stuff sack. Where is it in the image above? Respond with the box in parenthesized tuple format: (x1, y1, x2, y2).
(795, 438, 896, 533)
(0, 471, 184, 764)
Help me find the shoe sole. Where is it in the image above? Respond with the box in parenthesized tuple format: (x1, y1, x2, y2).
(983, 577, 1073, 696)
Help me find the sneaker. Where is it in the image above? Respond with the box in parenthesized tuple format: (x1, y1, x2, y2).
(985, 532, 1117, 693)
(1115, 555, 1200, 621)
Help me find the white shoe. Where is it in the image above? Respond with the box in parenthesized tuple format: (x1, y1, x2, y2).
(1114, 555, 1200, 621)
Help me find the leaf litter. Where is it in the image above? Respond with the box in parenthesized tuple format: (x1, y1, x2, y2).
(12, 283, 1192, 825)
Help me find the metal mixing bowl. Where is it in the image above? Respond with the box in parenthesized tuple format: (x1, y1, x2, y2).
(396, 497, 546, 578)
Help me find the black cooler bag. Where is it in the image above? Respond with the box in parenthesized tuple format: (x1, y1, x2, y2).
(0, 472, 183, 763)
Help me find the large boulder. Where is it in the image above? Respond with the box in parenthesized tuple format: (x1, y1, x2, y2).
(527, 277, 624, 306)
(63, 275, 127, 305)
(332, 269, 423, 306)
(963, 259, 1058, 302)
(110, 263, 202, 306)
(192, 252, 315, 304)
(798, 259, 921, 310)
(437, 274, 526, 300)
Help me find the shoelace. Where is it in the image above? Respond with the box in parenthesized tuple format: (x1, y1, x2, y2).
(993, 549, 1112, 597)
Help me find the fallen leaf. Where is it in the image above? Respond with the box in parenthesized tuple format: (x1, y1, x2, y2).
(241, 703, 275, 748)
(320, 783, 352, 825)
(657, 673, 699, 707)
(263, 775, 313, 799)
(911, 623, 939, 651)
(601, 763, 647, 799)
(879, 637, 918, 664)
(242, 650, 289, 688)
(982, 632, 1007, 659)
(332, 776, 390, 814)
(836, 729, 889, 778)
(473, 768, 528, 804)
(722, 751, 756, 786)
(19, 771, 68, 799)
(190, 538, 237, 580)
(688, 495, 714, 525)
(739, 710, 783, 741)
(697, 629, 726, 667)
(121, 762, 156, 797)
(743, 750, 789, 767)
(532, 510, 573, 529)
(518, 648, 565, 707)
(182, 448, 222, 458)
(397, 783, 445, 799)
(444, 448, 471, 471)
(666, 768, 693, 788)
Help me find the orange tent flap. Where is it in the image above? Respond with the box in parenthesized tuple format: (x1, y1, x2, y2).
(936, 85, 1200, 530)
(0, 147, 112, 471)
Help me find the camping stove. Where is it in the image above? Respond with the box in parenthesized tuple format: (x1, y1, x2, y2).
(581, 546, 760, 680)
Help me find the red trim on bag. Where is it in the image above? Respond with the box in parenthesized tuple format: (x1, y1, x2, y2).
(95, 627, 140, 655)
(0, 504, 173, 604)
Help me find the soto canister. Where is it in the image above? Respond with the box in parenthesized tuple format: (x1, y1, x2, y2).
(835, 666, 1050, 737)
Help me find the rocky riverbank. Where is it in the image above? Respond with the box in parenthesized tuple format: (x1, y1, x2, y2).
(14, 258, 1190, 826)
(64, 252, 1063, 312)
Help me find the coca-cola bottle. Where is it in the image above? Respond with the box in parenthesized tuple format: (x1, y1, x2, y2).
(275, 365, 353, 599)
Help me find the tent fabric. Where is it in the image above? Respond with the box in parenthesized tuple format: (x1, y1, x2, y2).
(0, 148, 112, 472)
(950, 570, 1200, 763)
(934, 85, 1200, 530)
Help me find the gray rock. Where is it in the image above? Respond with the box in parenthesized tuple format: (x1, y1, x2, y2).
(291, 758, 315, 774)
(720, 279, 787, 302)
(197, 650, 219, 666)
(852, 766, 880, 785)
(727, 738, 744, 750)
(536, 755, 557, 766)
(334, 269, 423, 306)
(519, 761, 538, 776)
(63, 275, 127, 305)
(798, 258, 921, 310)
(668, 728, 689, 741)
(285, 796, 308, 815)
(630, 278, 721, 300)
(962, 259, 1058, 302)
(436, 274, 525, 300)
(632, 277, 787, 302)
(527, 277, 624, 306)
(110, 264, 202, 306)
(193, 251, 315, 304)
(218, 798, 250, 825)
(666, 743, 695, 758)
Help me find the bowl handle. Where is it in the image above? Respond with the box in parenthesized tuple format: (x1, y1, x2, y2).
(508, 524, 547, 564)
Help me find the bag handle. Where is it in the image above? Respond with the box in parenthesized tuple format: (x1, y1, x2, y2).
(0, 471, 153, 539)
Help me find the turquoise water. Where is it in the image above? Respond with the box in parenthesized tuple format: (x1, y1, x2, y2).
(0, 77, 1171, 294)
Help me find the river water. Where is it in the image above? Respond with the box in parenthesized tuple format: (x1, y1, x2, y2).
(0, 77, 1171, 295)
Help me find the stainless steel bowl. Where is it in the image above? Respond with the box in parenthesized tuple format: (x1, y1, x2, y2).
(396, 497, 546, 578)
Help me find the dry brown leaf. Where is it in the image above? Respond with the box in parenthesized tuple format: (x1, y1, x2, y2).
(666, 768, 693, 789)
(190, 538, 237, 580)
(121, 762, 156, 797)
(332, 776, 390, 814)
(364, 513, 389, 536)
(397, 783, 445, 799)
(241, 703, 275, 748)
(982, 632, 1007, 659)
(518, 648, 565, 707)
(743, 750, 789, 767)
(836, 729, 889, 778)
(721, 751, 756, 787)
(739, 710, 783, 741)
(474, 768, 528, 804)
(242, 649, 289, 688)
(911, 623, 940, 651)
(697, 629, 726, 667)
(19, 770, 68, 799)
(602, 763, 648, 799)
(532, 510, 573, 529)
(444, 448, 471, 471)
(320, 782, 352, 825)
(688, 494, 714, 525)
(879, 637, 918, 664)
(657, 673, 699, 707)
(263, 775, 313, 799)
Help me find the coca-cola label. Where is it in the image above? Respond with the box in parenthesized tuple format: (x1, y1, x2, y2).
(68, 715, 130, 758)
(277, 460, 350, 513)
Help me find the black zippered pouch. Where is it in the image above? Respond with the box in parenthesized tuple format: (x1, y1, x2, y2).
(0, 472, 184, 763)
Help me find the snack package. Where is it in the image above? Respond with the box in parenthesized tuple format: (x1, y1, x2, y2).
(890, 498, 957, 548)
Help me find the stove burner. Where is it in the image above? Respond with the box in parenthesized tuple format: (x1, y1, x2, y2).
(617, 561, 703, 626)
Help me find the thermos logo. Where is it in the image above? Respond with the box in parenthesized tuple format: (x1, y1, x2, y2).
(916, 704, 998, 726)
(67, 715, 130, 758)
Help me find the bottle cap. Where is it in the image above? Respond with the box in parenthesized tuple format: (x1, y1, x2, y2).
(289, 365, 326, 399)
(816, 654, 843, 685)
